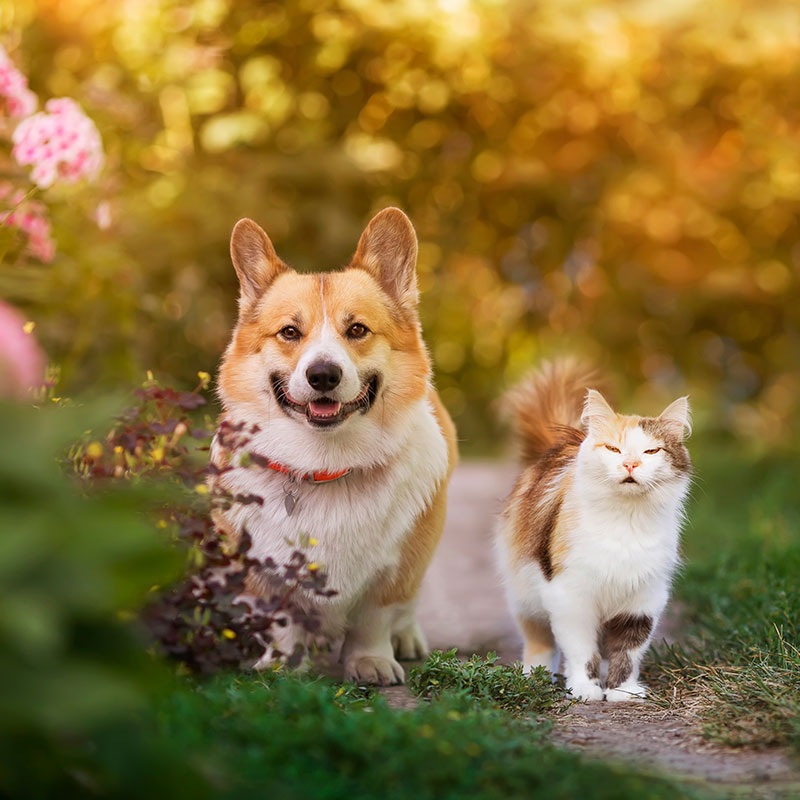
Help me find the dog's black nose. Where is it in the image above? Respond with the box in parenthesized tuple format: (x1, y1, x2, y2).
(306, 361, 342, 392)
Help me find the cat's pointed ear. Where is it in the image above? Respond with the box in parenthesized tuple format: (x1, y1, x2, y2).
(658, 396, 691, 438)
(581, 389, 616, 431)
(351, 208, 418, 310)
(230, 218, 288, 308)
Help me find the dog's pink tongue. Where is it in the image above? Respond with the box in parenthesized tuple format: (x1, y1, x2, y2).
(309, 399, 341, 417)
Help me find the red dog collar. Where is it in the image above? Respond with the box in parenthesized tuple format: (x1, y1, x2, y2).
(265, 460, 351, 484)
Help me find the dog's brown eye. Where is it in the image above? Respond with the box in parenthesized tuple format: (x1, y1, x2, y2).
(605, 444, 621, 453)
(279, 326, 301, 340)
(644, 447, 662, 455)
(347, 323, 369, 339)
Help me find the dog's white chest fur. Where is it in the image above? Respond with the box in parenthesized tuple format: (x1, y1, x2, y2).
(214, 398, 448, 612)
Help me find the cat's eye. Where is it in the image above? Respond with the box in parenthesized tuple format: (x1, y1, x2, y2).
(604, 444, 621, 453)
(644, 447, 662, 455)
(278, 325, 301, 341)
(346, 322, 369, 339)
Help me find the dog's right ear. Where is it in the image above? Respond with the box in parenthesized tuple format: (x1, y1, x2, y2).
(230, 218, 288, 307)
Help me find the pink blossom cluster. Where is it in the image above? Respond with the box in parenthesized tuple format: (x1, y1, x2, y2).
(12, 98, 104, 189)
(0, 300, 45, 399)
(0, 183, 55, 262)
(0, 45, 36, 118)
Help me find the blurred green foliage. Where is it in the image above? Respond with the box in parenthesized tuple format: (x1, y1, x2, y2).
(151, 673, 706, 800)
(3, 0, 800, 449)
(0, 401, 193, 797)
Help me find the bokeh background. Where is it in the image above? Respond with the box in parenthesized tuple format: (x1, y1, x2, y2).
(4, 0, 800, 451)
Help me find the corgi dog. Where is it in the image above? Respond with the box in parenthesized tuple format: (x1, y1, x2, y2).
(211, 208, 457, 685)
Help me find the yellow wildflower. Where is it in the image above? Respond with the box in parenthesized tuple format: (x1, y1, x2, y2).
(85, 441, 104, 460)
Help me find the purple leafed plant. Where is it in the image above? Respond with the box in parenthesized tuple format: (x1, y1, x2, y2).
(72, 373, 335, 673)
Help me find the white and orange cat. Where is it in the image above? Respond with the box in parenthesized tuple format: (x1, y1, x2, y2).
(496, 360, 692, 701)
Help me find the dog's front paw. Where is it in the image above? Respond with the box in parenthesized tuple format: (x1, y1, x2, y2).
(605, 682, 647, 702)
(344, 654, 405, 686)
(391, 622, 428, 661)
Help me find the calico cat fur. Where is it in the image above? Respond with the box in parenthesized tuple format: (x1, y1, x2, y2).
(496, 359, 692, 701)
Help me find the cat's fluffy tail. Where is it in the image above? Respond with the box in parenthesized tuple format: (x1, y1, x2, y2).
(503, 358, 602, 465)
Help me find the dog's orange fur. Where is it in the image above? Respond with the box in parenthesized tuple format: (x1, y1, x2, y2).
(371, 391, 457, 607)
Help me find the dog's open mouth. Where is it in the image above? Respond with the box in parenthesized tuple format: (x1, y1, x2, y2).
(271, 374, 379, 428)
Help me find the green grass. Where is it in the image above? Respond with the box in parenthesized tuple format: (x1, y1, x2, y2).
(647, 442, 800, 749)
(150, 671, 705, 800)
(409, 648, 569, 716)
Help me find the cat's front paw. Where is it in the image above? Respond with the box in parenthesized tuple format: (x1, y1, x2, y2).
(605, 682, 647, 702)
(344, 654, 405, 686)
(568, 679, 604, 701)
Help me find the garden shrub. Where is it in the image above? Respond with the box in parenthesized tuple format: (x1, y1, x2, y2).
(71, 374, 335, 673)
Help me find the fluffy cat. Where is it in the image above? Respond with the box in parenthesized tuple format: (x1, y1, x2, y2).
(496, 359, 692, 701)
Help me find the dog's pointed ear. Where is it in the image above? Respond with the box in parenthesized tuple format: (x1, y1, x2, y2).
(352, 208, 418, 309)
(230, 218, 288, 307)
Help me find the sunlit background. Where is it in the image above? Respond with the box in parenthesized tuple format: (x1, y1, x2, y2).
(3, 0, 800, 450)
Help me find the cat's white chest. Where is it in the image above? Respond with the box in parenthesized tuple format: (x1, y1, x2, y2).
(565, 500, 681, 610)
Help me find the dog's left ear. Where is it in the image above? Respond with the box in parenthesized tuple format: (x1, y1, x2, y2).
(352, 208, 418, 309)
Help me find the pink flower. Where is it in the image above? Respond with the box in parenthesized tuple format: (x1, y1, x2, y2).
(12, 97, 104, 189)
(0, 301, 45, 399)
(1, 198, 56, 263)
(0, 45, 37, 119)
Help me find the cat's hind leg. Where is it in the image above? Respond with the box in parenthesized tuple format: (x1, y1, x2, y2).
(517, 615, 556, 674)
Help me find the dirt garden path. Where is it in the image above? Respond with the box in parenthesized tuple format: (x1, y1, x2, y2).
(388, 462, 800, 798)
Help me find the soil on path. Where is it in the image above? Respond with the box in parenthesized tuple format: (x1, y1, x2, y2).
(396, 462, 800, 798)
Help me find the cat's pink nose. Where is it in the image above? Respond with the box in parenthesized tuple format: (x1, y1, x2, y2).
(623, 461, 640, 474)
